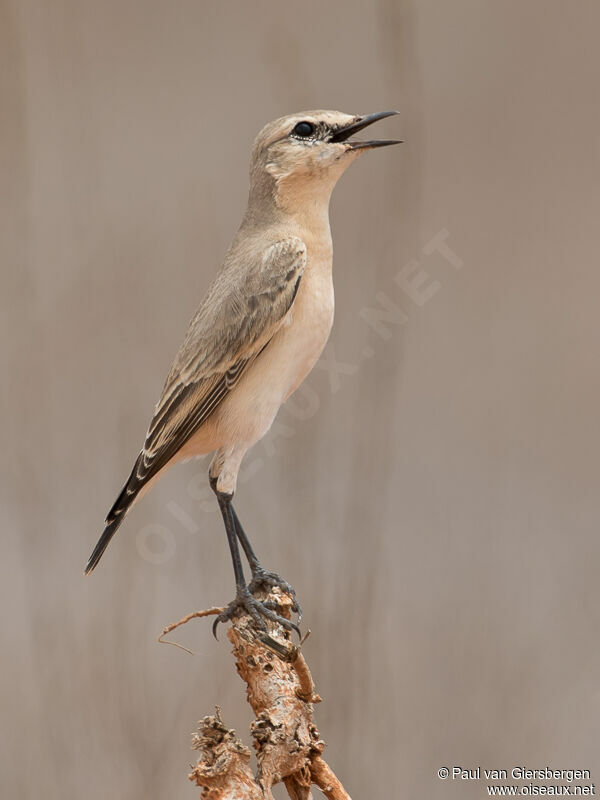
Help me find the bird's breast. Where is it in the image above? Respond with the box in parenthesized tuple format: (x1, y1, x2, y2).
(277, 253, 335, 399)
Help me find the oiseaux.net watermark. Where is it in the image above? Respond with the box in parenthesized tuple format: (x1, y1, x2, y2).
(438, 766, 595, 796)
(136, 228, 464, 565)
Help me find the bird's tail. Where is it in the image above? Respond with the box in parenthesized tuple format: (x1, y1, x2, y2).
(85, 515, 126, 574)
(85, 460, 143, 574)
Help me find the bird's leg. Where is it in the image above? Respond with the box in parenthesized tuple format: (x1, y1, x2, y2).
(212, 489, 300, 638)
(209, 475, 301, 621)
(229, 504, 301, 618)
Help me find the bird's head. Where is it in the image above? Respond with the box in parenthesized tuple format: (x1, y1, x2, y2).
(247, 110, 400, 216)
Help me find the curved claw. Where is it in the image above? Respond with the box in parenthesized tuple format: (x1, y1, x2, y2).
(211, 590, 301, 639)
(257, 604, 302, 637)
(262, 599, 303, 625)
(290, 601, 302, 623)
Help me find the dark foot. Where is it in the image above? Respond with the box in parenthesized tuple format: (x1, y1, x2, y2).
(212, 587, 301, 639)
(248, 567, 302, 620)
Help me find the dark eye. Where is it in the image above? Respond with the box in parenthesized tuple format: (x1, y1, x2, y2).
(292, 121, 316, 138)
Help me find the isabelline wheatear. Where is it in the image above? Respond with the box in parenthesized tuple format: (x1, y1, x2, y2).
(86, 110, 400, 633)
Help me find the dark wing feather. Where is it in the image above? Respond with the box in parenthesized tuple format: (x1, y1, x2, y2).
(85, 238, 306, 573)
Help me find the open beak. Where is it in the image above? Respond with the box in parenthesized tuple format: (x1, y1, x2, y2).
(330, 110, 401, 150)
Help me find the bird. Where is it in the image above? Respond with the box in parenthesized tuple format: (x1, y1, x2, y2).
(86, 109, 400, 634)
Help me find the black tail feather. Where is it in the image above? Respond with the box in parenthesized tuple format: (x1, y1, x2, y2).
(85, 458, 144, 574)
(85, 515, 126, 574)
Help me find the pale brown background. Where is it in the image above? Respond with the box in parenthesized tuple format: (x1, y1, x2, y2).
(2, 1, 599, 798)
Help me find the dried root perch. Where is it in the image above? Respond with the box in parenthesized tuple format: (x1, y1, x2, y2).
(190, 710, 262, 800)
(168, 589, 351, 799)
